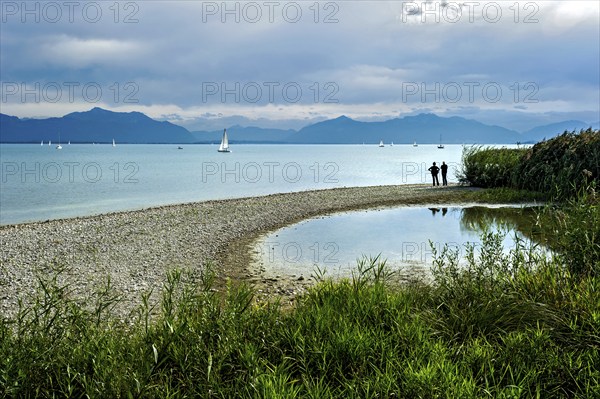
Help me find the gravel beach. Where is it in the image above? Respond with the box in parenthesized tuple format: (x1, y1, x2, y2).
(1, 184, 476, 320)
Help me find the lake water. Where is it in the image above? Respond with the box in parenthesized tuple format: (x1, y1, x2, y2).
(251, 205, 542, 280)
(0, 143, 475, 225)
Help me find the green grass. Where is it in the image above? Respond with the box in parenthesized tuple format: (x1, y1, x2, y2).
(534, 187, 600, 276)
(459, 146, 525, 188)
(2, 229, 599, 397)
(459, 129, 600, 200)
(515, 129, 600, 199)
(457, 129, 599, 277)
(465, 187, 547, 203)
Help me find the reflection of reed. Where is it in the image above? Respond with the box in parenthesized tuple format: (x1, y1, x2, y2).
(459, 207, 544, 244)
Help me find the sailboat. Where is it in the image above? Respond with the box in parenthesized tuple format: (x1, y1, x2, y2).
(56, 133, 62, 150)
(390, 141, 394, 146)
(218, 129, 230, 153)
(41, 141, 44, 146)
(112, 138, 116, 147)
(413, 140, 418, 147)
(379, 140, 384, 147)
(437, 134, 445, 149)
(68, 141, 71, 145)
(48, 140, 51, 146)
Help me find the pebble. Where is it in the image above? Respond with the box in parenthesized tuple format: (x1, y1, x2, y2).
(0, 184, 467, 320)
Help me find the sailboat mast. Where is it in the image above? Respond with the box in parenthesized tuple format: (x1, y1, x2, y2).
(218, 128, 230, 152)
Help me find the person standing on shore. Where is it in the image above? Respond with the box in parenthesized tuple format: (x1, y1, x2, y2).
(428, 162, 440, 186)
(441, 161, 448, 186)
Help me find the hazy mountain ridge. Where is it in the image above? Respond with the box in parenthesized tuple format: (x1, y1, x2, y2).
(1, 108, 596, 144)
(0, 107, 194, 144)
(523, 120, 599, 142)
(287, 113, 522, 144)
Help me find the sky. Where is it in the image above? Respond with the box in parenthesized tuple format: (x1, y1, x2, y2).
(1, 0, 599, 132)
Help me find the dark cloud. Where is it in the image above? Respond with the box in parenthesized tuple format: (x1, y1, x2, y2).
(0, 1, 598, 129)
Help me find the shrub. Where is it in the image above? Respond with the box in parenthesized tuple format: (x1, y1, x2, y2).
(459, 129, 600, 200)
(516, 128, 600, 199)
(459, 146, 525, 188)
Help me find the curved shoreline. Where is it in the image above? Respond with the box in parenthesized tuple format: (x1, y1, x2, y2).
(0, 184, 478, 320)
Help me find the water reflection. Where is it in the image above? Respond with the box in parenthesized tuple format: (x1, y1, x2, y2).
(459, 206, 542, 242)
(251, 205, 544, 280)
(428, 207, 448, 217)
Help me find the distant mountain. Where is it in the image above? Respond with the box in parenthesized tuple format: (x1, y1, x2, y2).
(191, 125, 295, 143)
(523, 120, 597, 142)
(2, 108, 596, 145)
(285, 113, 522, 144)
(0, 107, 194, 143)
(179, 115, 324, 132)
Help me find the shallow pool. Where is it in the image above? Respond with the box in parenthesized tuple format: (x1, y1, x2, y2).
(251, 205, 543, 280)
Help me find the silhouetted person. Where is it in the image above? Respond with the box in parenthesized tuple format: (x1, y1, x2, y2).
(428, 162, 440, 186)
(428, 207, 440, 216)
(441, 161, 448, 186)
(442, 207, 448, 216)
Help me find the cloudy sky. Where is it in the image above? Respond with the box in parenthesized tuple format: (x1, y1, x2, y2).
(1, 0, 598, 131)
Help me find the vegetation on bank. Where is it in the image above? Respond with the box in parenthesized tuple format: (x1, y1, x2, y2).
(460, 128, 600, 199)
(460, 129, 599, 276)
(1, 244, 599, 398)
(1, 130, 598, 397)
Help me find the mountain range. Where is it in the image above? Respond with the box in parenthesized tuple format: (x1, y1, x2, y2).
(0, 107, 192, 144)
(1, 107, 597, 144)
(283, 114, 518, 144)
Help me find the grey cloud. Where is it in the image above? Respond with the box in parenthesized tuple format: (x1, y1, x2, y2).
(0, 1, 598, 130)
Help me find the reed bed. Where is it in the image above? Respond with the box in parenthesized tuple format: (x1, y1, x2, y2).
(459, 128, 599, 200)
(2, 229, 598, 397)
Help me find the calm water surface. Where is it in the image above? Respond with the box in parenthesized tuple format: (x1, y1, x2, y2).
(1, 143, 474, 224)
(252, 205, 543, 279)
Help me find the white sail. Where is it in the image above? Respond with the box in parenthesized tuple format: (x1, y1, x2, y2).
(218, 129, 230, 152)
(112, 138, 116, 147)
(413, 140, 418, 147)
(379, 140, 384, 147)
(48, 140, 51, 146)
